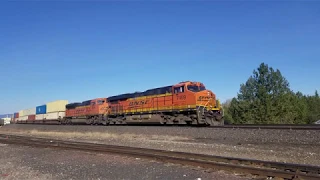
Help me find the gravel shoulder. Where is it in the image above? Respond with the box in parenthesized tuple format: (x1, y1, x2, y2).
(0, 143, 248, 180)
(1, 124, 319, 166)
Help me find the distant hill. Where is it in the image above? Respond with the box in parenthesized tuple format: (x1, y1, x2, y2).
(0, 114, 12, 118)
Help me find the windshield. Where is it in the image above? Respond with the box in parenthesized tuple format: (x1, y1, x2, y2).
(187, 85, 199, 92)
(187, 85, 206, 92)
(200, 86, 206, 91)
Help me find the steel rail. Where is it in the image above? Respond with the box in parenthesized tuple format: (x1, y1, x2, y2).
(0, 133, 319, 180)
(7, 123, 320, 130)
(208, 124, 320, 130)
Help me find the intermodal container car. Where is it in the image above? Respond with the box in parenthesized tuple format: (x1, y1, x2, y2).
(36, 105, 47, 114)
(27, 115, 36, 121)
(46, 100, 68, 113)
(35, 114, 44, 120)
(44, 112, 65, 120)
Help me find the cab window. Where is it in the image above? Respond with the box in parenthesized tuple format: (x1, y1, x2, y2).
(174, 86, 185, 93)
(97, 100, 105, 105)
(187, 85, 199, 92)
(200, 86, 206, 91)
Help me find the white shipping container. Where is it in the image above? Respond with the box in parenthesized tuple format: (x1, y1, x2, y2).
(20, 116, 28, 121)
(0, 118, 11, 125)
(35, 114, 44, 120)
(21, 108, 36, 116)
(44, 112, 65, 120)
(46, 100, 68, 113)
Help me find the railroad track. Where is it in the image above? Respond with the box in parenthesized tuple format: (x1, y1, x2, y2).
(208, 124, 320, 130)
(0, 134, 319, 179)
(8, 123, 320, 130)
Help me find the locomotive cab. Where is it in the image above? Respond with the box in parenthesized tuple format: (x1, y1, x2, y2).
(172, 81, 223, 126)
(173, 81, 218, 109)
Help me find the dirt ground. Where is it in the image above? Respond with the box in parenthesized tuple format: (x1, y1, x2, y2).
(1, 124, 319, 166)
(0, 143, 249, 180)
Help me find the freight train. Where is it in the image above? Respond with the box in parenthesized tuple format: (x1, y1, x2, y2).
(12, 81, 224, 126)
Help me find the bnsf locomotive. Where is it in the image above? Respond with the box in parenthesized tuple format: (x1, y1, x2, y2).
(14, 81, 224, 126)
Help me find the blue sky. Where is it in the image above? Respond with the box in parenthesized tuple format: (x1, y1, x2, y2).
(0, 1, 319, 114)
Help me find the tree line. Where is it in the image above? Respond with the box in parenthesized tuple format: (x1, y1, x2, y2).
(222, 63, 320, 124)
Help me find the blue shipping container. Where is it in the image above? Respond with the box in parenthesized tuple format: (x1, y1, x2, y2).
(36, 105, 47, 114)
(14, 112, 19, 118)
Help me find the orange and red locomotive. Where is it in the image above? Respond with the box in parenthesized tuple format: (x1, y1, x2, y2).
(63, 81, 223, 126)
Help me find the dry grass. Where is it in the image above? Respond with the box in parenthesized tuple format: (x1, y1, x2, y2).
(2, 129, 191, 143)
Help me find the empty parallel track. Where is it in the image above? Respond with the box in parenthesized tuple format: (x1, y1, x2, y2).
(0, 133, 319, 179)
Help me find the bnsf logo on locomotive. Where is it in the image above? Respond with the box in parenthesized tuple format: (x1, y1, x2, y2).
(197, 96, 210, 101)
(100, 107, 108, 110)
(75, 109, 85, 113)
(129, 100, 149, 106)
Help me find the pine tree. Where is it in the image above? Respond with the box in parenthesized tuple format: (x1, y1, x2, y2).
(229, 62, 298, 124)
(305, 90, 320, 123)
(221, 99, 234, 124)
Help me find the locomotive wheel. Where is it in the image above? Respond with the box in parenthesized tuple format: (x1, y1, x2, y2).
(66, 119, 72, 125)
(205, 117, 213, 126)
(102, 120, 109, 126)
(160, 117, 167, 125)
(93, 117, 100, 125)
(86, 118, 94, 125)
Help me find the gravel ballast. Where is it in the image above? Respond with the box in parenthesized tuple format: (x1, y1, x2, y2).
(0, 143, 248, 180)
(1, 124, 319, 166)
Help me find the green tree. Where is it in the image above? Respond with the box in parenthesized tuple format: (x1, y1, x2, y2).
(221, 99, 234, 124)
(229, 62, 307, 124)
(228, 97, 252, 124)
(305, 90, 320, 123)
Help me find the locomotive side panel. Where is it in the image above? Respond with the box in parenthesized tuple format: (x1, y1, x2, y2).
(111, 93, 174, 115)
(74, 106, 87, 117)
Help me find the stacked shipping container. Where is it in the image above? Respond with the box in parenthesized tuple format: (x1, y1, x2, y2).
(47, 100, 68, 113)
(28, 115, 36, 121)
(44, 100, 68, 120)
(17, 108, 36, 122)
(20, 116, 28, 121)
(19, 108, 36, 117)
(14, 100, 69, 123)
(36, 105, 46, 120)
(36, 105, 47, 114)
(13, 112, 19, 123)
